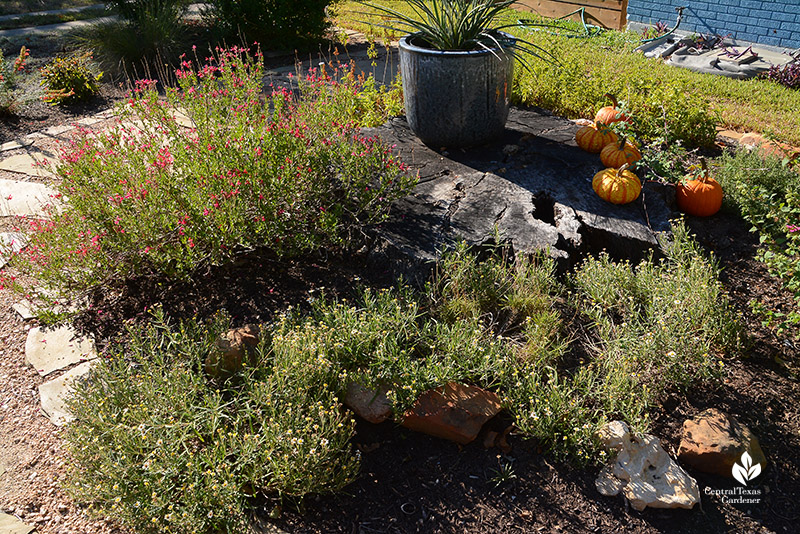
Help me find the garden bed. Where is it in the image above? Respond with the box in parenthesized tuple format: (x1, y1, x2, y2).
(0, 18, 799, 534)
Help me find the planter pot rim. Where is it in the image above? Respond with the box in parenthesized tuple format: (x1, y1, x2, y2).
(399, 32, 516, 57)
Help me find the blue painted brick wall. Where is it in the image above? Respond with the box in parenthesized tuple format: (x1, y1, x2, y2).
(628, 0, 800, 48)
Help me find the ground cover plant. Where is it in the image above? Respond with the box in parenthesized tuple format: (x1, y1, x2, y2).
(336, 1, 800, 147)
(2, 46, 413, 299)
(714, 149, 800, 335)
(63, 223, 740, 533)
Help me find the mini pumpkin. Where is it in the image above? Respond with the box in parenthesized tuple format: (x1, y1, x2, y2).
(594, 93, 630, 125)
(600, 137, 642, 168)
(575, 122, 618, 153)
(676, 158, 723, 216)
(593, 164, 641, 205)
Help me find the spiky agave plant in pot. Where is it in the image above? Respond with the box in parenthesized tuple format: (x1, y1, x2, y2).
(359, 0, 544, 148)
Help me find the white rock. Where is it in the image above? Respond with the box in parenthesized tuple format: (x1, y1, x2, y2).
(595, 421, 700, 511)
(38, 361, 94, 426)
(0, 138, 34, 152)
(172, 107, 195, 128)
(25, 326, 97, 377)
(42, 124, 73, 137)
(75, 117, 102, 126)
(0, 232, 27, 268)
(0, 179, 59, 217)
(0, 152, 56, 178)
(11, 300, 36, 320)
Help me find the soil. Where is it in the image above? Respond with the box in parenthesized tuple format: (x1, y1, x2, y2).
(1, 29, 799, 534)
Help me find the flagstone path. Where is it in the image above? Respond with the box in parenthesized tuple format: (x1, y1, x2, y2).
(0, 107, 111, 435)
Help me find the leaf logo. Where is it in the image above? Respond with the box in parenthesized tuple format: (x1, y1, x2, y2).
(732, 451, 761, 486)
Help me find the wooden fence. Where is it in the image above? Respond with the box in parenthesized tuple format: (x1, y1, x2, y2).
(514, 0, 628, 31)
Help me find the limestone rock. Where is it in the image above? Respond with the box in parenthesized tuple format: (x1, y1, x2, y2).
(42, 124, 74, 137)
(0, 512, 34, 534)
(39, 361, 94, 426)
(172, 107, 196, 128)
(678, 408, 766, 479)
(205, 324, 261, 378)
(0, 232, 27, 269)
(25, 325, 97, 377)
(75, 116, 102, 126)
(0, 152, 56, 178)
(401, 382, 501, 444)
(0, 137, 34, 152)
(596, 421, 700, 511)
(0, 179, 59, 217)
(11, 300, 35, 320)
(344, 382, 392, 423)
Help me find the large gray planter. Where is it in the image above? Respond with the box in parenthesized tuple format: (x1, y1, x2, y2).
(399, 33, 515, 148)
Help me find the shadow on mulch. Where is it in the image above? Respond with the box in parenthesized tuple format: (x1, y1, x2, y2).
(73, 248, 397, 344)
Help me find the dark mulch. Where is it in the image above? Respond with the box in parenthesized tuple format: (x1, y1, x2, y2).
(0, 84, 123, 143)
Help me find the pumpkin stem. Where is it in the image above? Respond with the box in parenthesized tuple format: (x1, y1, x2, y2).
(604, 93, 618, 108)
(699, 157, 709, 182)
(618, 162, 630, 173)
(618, 136, 627, 150)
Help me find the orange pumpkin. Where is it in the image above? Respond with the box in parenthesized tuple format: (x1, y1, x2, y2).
(676, 159, 723, 216)
(592, 165, 641, 205)
(594, 94, 630, 125)
(600, 137, 642, 168)
(575, 122, 619, 153)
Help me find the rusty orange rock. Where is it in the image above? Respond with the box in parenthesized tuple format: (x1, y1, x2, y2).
(678, 408, 766, 479)
(204, 324, 260, 378)
(401, 382, 502, 444)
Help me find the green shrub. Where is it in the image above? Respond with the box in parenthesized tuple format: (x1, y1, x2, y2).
(203, 0, 336, 49)
(65, 309, 359, 534)
(40, 52, 102, 105)
(715, 149, 800, 334)
(10, 48, 414, 297)
(71, 0, 188, 72)
(0, 46, 38, 115)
